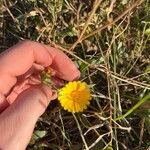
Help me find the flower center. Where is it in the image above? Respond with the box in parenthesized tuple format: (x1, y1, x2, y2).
(71, 91, 80, 101)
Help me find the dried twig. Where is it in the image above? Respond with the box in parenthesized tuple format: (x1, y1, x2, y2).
(69, 0, 102, 51)
(81, 0, 145, 41)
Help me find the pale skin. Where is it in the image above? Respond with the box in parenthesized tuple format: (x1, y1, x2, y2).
(0, 40, 80, 150)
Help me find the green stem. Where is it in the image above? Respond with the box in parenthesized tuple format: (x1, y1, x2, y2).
(115, 93, 150, 121)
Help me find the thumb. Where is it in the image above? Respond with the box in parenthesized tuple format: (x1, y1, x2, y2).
(0, 85, 57, 150)
(13, 84, 57, 117)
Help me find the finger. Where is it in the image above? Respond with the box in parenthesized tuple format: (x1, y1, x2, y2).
(7, 75, 42, 104)
(45, 45, 80, 81)
(0, 40, 80, 96)
(0, 41, 52, 96)
(0, 85, 56, 149)
(0, 74, 41, 112)
(7, 75, 64, 104)
(18, 63, 44, 79)
(0, 93, 9, 113)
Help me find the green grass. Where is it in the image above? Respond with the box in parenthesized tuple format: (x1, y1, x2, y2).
(1, 0, 150, 149)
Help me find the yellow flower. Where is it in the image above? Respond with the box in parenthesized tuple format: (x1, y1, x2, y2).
(58, 81, 91, 113)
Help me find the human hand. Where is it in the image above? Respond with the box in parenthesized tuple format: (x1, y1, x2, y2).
(0, 40, 80, 150)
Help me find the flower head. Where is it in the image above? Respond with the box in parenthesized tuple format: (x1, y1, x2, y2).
(58, 81, 91, 113)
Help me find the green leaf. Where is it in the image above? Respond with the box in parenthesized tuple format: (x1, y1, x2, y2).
(145, 28, 150, 35)
(30, 130, 47, 145)
(121, 0, 128, 5)
(145, 65, 150, 73)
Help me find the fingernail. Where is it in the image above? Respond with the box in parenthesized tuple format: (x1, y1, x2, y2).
(72, 70, 80, 81)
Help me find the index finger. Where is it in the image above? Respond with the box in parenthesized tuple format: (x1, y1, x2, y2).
(0, 40, 80, 95)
